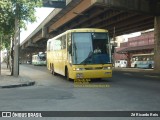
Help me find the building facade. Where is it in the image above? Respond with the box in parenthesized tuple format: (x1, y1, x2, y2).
(115, 31, 154, 67)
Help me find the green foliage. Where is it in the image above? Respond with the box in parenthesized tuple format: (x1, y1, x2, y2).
(12, 0, 42, 28)
(0, 0, 42, 49)
(2, 35, 11, 50)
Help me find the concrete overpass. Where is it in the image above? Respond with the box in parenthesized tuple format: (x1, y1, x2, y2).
(20, 0, 160, 71)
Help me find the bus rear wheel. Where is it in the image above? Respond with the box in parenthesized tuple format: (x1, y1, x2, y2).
(149, 64, 152, 69)
(51, 65, 57, 75)
(50, 65, 53, 74)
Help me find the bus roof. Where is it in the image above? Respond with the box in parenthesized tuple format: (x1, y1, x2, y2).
(67, 28, 108, 33)
(48, 28, 108, 42)
(132, 53, 154, 57)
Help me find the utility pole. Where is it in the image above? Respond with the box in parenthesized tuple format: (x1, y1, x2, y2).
(13, 4, 20, 77)
(0, 34, 2, 75)
(112, 27, 116, 67)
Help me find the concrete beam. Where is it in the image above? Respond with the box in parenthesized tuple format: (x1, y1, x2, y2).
(21, 45, 25, 50)
(48, 0, 92, 33)
(93, 0, 160, 15)
(154, 16, 160, 71)
(42, 27, 48, 38)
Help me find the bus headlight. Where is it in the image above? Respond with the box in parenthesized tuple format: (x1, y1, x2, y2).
(103, 67, 112, 70)
(73, 68, 85, 71)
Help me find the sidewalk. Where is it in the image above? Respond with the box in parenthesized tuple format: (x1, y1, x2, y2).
(113, 67, 160, 73)
(0, 63, 35, 88)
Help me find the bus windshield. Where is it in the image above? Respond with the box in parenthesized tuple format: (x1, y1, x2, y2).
(38, 54, 46, 61)
(72, 32, 110, 64)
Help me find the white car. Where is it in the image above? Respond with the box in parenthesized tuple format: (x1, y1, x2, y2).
(115, 60, 127, 68)
(27, 60, 31, 64)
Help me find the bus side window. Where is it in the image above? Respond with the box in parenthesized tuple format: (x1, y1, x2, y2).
(52, 41, 56, 51)
(139, 57, 141, 61)
(48, 42, 51, 51)
(135, 57, 138, 61)
(61, 35, 66, 49)
(143, 57, 146, 61)
(54, 38, 61, 51)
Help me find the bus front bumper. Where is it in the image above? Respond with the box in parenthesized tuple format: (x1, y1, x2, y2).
(70, 70, 112, 79)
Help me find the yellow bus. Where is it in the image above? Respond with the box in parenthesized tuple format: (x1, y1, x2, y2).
(47, 28, 112, 80)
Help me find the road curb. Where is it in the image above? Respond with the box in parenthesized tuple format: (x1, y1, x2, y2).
(113, 68, 160, 73)
(0, 81, 35, 89)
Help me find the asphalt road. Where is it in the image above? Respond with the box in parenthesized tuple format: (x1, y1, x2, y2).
(0, 64, 160, 120)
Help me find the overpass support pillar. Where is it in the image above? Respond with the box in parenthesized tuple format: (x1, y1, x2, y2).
(154, 16, 160, 71)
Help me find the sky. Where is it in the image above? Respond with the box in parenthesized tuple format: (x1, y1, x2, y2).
(20, 7, 54, 43)
(122, 32, 141, 41)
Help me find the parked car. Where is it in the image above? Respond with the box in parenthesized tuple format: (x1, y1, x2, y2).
(115, 60, 127, 68)
(27, 60, 31, 64)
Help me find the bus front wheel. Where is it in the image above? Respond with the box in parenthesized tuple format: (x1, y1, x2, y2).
(65, 68, 71, 81)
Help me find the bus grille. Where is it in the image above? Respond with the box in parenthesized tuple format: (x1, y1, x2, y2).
(85, 67, 103, 70)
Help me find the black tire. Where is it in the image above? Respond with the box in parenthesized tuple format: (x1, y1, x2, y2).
(96, 78, 101, 80)
(149, 64, 152, 69)
(66, 69, 69, 81)
(50, 65, 57, 75)
(134, 64, 137, 68)
(65, 68, 71, 81)
(50, 65, 53, 74)
(52, 65, 57, 75)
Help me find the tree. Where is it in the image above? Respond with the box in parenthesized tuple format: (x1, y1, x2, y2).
(0, 0, 42, 75)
